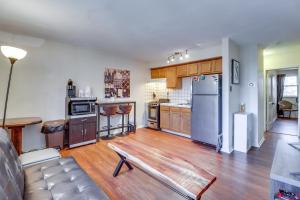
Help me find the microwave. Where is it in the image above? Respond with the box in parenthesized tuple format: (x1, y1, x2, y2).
(69, 100, 96, 116)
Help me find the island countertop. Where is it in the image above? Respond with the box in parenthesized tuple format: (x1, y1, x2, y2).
(270, 140, 300, 187)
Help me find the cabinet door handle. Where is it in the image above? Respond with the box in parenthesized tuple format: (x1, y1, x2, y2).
(84, 129, 87, 135)
(81, 129, 84, 135)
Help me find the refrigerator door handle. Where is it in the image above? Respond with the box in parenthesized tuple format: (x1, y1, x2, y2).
(191, 95, 193, 112)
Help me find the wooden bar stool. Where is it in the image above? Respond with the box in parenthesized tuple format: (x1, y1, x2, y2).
(117, 104, 132, 136)
(100, 105, 118, 140)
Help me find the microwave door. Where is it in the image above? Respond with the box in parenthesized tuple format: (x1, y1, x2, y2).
(72, 103, 90, 115)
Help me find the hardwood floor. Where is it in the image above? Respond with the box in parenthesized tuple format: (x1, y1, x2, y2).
(269, 118, 298, 136)
(61, 128, 299, 200)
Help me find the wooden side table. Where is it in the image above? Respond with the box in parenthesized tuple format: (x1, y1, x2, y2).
(0, 117, 42, 155)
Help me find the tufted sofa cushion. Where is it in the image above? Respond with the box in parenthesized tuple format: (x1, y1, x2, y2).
(0, 128, 110, 200)
(24, 157, 110, 200)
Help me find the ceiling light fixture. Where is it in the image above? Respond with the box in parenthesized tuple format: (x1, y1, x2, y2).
(179, 53, 183, 60)
(185, 50, 189, 58)
(171, 56, 175, 62)
(166, 49, 190, 64)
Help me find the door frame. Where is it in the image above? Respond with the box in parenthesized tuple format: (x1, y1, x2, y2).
(265, 70, 277, 131)
(264, 67, 300, 137)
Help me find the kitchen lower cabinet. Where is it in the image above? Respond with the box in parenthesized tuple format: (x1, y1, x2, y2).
(68, 116, 97, 148)
(160, 107, 170, 129)
(160, 106, 191, 136)
(170, 108, 182, 132)
(181, 112, 191, 135)
(69, 123, 84, 145)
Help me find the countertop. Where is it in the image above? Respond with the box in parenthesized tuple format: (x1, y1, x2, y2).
(160, 103, 192, 109)
(97, 99, 136, 105)
(270, 140, 300, 187)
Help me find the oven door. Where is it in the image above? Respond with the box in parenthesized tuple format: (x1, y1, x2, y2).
(148, 105, 159, 121)
(70, 102, 92, 115)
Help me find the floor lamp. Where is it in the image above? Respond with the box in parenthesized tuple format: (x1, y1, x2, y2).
(1, 46, 27, 127)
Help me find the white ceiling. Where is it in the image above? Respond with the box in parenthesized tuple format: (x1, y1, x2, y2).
(0, 0, 300, 62)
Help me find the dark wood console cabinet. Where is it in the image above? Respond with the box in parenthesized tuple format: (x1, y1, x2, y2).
(68, 116, 97, 148)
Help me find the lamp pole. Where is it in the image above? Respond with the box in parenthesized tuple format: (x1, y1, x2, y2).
(2, 58, 17, 127)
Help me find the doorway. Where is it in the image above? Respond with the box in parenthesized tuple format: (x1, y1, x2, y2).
(266, 68, 299, 136)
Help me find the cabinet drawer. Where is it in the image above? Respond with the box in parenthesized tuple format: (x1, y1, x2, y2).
(69, 116, 96, 125)
(181, 108, 191, 113)
(170, 107, 181, 112)
(160, 106, 170, 111)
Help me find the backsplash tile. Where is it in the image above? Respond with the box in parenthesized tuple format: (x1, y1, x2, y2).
(145, 77, 192, 103)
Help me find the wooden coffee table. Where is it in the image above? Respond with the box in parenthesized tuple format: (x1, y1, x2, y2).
(0, 117, 42, 155)
(108, 138, 216, 200)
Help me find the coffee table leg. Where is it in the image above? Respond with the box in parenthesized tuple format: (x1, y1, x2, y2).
(113, 153, 133, 177)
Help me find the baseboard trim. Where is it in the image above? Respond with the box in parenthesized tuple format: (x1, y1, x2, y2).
(221, 147, 233, 154)
(161, 129, 191, 139)
(137, 125, 145, 129)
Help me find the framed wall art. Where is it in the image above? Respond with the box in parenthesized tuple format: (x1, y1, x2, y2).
(232, 59, 240, 84)
(104, 68, 130, 98)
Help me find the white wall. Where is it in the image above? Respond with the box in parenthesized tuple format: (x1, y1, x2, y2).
(221, 38, 240, 153)
(239, 45, 264, 147)
(0, 39, 148, 152)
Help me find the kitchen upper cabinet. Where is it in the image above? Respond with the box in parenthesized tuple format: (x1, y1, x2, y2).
(177, 65, 188, 77)
(170, 107, 182, 132)
(159, 68, 167, 78)
(166, 67, 182, 89)
(151, 57, 222, 80)
(187, 63, 198, 76)
(211, 58, 222, 74)
(151, 68, 160, 79)
(199, 61, 212, 74)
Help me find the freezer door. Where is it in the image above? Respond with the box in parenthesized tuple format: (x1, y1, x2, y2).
(191, 94, 221, 145)
(192, 74, 221, 95)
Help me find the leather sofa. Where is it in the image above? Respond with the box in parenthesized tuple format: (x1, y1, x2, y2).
(0, 128, 110, 200)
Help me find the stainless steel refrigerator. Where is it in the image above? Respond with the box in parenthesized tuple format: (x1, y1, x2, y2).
(191, 74, 222, 151)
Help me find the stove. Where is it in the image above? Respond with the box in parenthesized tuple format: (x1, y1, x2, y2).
(147, 99, 170, 130)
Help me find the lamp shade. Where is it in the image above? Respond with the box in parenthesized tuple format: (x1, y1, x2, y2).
(1, 46, 27, 60)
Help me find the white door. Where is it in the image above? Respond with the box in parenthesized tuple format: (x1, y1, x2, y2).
(266, 71, 277, 130)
